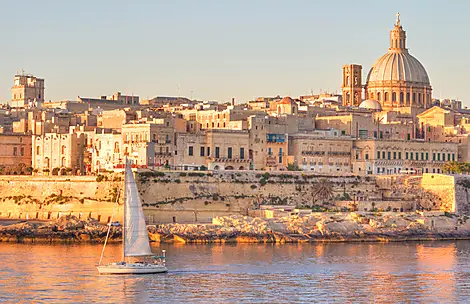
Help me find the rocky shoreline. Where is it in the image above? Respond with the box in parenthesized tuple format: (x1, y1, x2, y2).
(0, 215, 121, 243)
(3, 213, 470, 244)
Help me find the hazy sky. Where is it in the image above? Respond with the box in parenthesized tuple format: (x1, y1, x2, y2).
(1, 0, 469, 104)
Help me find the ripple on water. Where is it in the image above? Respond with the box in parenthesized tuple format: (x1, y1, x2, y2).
(0, 242, 468, 303)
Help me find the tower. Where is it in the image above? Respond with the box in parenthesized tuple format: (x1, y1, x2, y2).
(11, 73, 45, 108)
(342, 64, 362, 106)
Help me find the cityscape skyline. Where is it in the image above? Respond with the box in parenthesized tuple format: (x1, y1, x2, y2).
(1, 0, 469, 104)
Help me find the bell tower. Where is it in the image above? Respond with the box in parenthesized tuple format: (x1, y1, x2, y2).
(342, 64, 362, 106)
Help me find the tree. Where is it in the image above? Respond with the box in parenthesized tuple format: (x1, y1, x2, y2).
(287, 163, 300, 171)
(312, 179, 334, 204)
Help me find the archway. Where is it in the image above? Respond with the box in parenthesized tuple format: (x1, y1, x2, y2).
(225, 166, 234, 170)
(239, 166, 245, 170)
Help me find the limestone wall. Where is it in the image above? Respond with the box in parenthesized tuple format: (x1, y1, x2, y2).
(420, 174, 456, 212)
(0, 175, 122, 223)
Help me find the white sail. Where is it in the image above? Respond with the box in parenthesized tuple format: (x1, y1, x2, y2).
(124, 163, 153, 257)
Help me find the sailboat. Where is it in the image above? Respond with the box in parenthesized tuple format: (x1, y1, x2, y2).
(97, 161, 168, 274)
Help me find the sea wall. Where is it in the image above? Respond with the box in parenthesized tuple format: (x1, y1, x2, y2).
(0, 171, 467, 225)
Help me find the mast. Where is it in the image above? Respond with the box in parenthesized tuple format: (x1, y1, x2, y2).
(122, 159, 127, 262)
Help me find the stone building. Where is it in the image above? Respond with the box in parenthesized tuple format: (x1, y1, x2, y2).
(175, 130, 251, 171)
(0, 134, 32, 172)
(352, 139, 457, 175)
(32, 131, 86, 175)
(10, 73, 45, 108)
(288, 130, 353, 174)
(342, 64, 363, 106)
(122, 117, 186, 168)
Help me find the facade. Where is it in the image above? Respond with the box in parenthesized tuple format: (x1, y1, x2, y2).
(175, 130, 251, 170)
(289, 131, 353, 174)
(364, 14, 432, 113)
(0, 134, 32, 172)
(33, 132, 86, 175)
(353, 139, 457, 175)
(342, 64, 363, 107)
(11, 74, 45, 108)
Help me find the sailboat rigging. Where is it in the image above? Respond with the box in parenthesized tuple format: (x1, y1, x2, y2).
(97, 161, 167, 274)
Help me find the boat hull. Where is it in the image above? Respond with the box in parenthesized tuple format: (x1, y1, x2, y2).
(97, 263, 168, 275)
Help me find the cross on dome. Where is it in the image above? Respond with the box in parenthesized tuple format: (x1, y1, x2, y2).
(396, 12, 401, 26)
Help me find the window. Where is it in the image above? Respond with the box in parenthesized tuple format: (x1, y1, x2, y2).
(426, 152, 429, 160)
(388, 152, 391, 160)
(452, 154, 455, 161)
(382, 151, 385, 159)
(215, 147, 220, 158)
(385, 92, 389, 102)
(398, 152, 402, 159)
(377, 92, 381, 101)
(437, 153, 440, 161)
(240, 147, 245, 160)
(433, 153, 436, 161)
(188, 146, 193, 156)
(36, 146, 40, 155)
(447, 153, 450, 161)
(442, 153, 445, 161)
(377, 151, 380, 159)
(228, 147, 232, 159)
(410, 152, 413, 160)
(279, 148, 283, 163)
(20, 147, 24, 156)
(268, 148, 272, 156)
(421, 153, 424, 161)
(392, 92, 396, 102)
(207, 147, 211, 156)
(393, 152, 396, 159)
(13, 147, 17, 156)
(415, 152, 419, 160)
(61, 145, 66, 154)
(406, 152, 409, 160)
(200, 147, 205, 157)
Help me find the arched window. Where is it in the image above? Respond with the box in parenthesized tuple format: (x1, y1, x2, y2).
(413, 93, 416, 103)
(392, 92, 396, 102)
(400, 92, 404, 104)
(384, 92, 389, 102)
(377, 92, 381, 101)
(61, 157, 66, 167)
(36, 146, 40, 155)
(370, 92, 374, 99)
(114, 142, 120, 153)
(61, 145, 66, 154)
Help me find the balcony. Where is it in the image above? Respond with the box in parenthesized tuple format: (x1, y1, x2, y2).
(208, 157, 250, 163)
(267, 134, 286, 143)
(329, 151, 351, 156)
(155, 152, 172, 157)
(301, 151, 325, 156)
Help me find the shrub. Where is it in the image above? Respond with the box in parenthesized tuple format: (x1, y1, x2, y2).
(96, 175, 105, 182)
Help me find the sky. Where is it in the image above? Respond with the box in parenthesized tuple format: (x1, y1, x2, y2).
(0, 0, 469, 104)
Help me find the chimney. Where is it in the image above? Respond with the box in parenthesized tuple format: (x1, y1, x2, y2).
(231, 97, 235, 106)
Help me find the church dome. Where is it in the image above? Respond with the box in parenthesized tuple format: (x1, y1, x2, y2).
(359, 99, 382, 111)
(364, 13, 432, 110)
(366, 52, 430, 85)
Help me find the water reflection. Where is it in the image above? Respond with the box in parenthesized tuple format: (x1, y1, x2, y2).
(0, 242, 469, 303)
